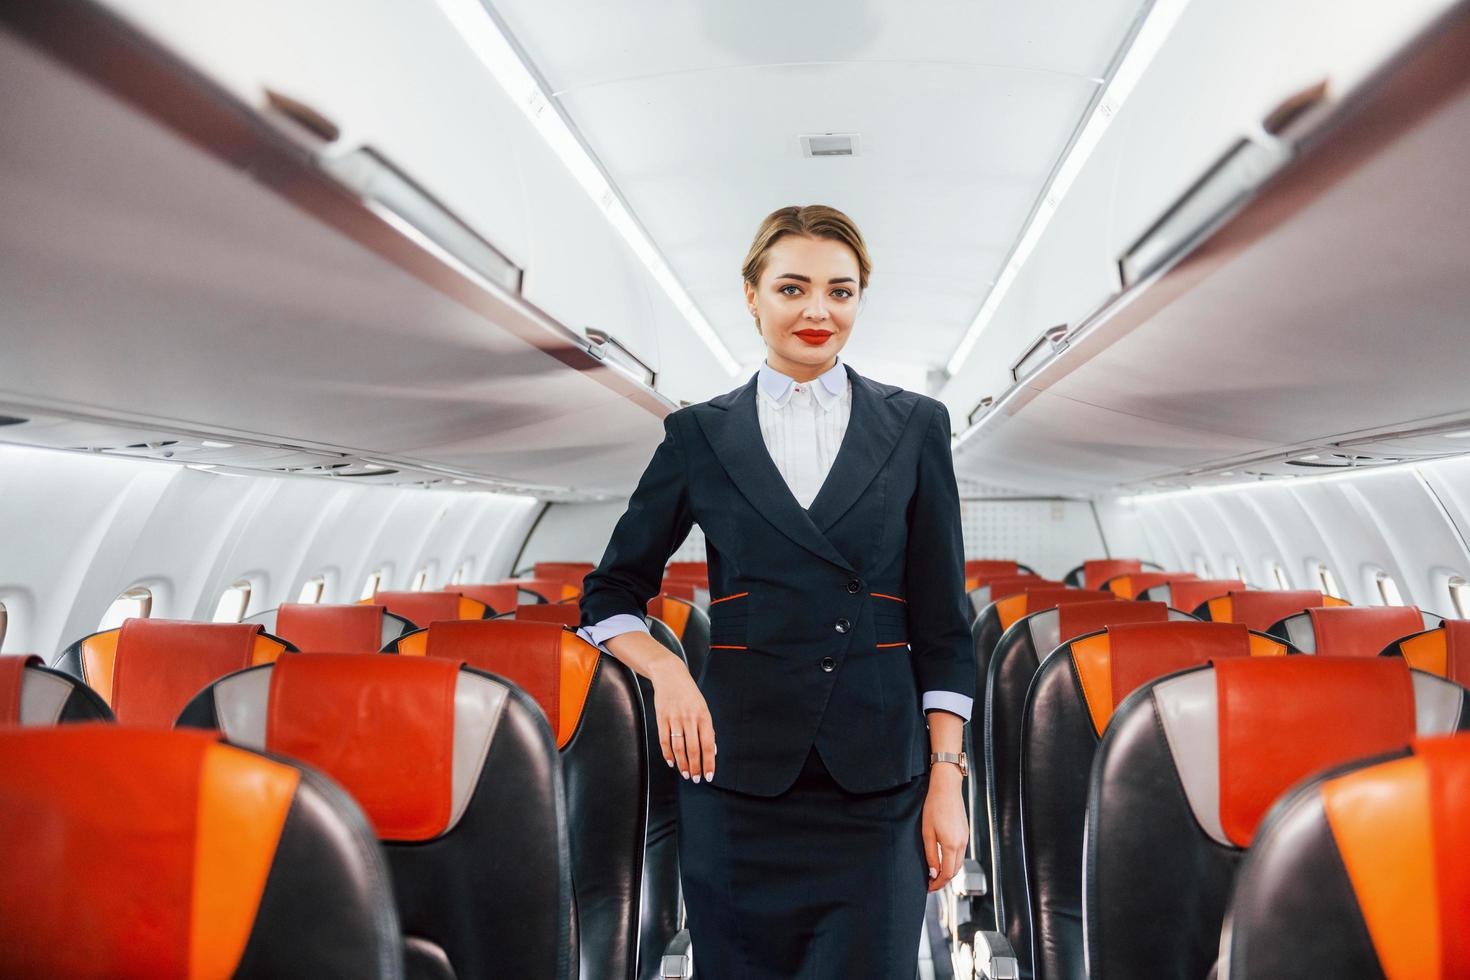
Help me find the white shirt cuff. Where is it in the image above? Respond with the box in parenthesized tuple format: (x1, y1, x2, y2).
(922, 690, 974, 722)
(575, 613, 651, 653)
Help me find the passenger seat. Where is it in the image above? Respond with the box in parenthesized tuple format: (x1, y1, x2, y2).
(54, 619, 294, 727)
(978, 601, 1195, 976)
(1382, 619, 1470, 680)
(389, 620, 650, 980)
(367, 591, 491, 624)
(1134, 577, 1245, 611)
(1062, 558, 1161, 589)
(0, 654, 112, 725)
(1099, 570, 1197, 599)
(1085, 657, 1470, 979)
(1220, 733, 1470, 979)
(1269, 605, 1443, 656)
(1198, 588, 1349, 628)
(449, 583, 520, 614)
(0, 726, 403, 978)
(1020, 622, 1289, 979)
(246, 603, 412, 653)
(179, 654, 574, 979)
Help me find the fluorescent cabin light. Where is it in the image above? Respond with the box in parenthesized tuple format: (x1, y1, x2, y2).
(434, 0, 742, 376)
(945, 0, 1192, 377)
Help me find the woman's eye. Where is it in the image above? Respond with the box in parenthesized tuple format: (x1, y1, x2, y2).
(832, 288, 853, 300)
(779, 284, 802, 296)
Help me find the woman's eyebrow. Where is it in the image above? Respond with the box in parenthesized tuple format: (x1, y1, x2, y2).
(774, 273, 857, 284)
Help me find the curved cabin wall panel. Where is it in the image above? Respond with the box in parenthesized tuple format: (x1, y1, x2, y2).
(1098, 457, 1470, 615)
(0, 445, 536, 657)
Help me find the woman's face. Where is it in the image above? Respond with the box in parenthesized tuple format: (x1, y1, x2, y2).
(745, 235, 860, 375)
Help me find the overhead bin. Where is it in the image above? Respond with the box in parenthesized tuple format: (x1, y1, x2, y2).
(0, 0, 688, 499)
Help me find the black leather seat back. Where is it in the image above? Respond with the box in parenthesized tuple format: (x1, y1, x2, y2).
(1220, 734, 1470, 979)
(244, 604, 414, 652)
(1268, 605, 1442, 655)
(1086, 658, 1469, 979)
(387, 620, 647, 980)
(0, 725, 403, 978)
(180, 654, 575, 980)
(0, 654, 113, 725)
(639, 611, 691, 980)
(1021, 622, 1285, 979)
(981, 602, 1190, 971)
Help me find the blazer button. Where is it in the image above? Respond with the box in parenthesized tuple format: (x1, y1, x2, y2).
(846, 579, 860, 594)
(820, 657, 836, 672)
(834, 618, 851, 634)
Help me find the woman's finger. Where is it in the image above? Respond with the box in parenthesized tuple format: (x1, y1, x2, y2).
(673, 718, 694, 779)
(940, 834, 962, 886)
(655, 707, 674, 769)
(698, 714, 717, 781)
(922, 824, 940, 886)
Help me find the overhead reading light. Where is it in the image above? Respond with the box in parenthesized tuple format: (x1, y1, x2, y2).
(967, 396, 995, 427)
(432, 0, 742, 376)
(945, 0, 1192, 377)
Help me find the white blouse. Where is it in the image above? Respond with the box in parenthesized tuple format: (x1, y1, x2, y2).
(577, 357, 972, 721)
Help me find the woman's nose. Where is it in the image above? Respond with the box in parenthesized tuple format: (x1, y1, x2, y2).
(804, 299, 829, 321)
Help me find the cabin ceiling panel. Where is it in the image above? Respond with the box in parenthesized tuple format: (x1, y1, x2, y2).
(556, 61, 1099, 370)
(492, 0, 1148, 374)
(492, 1, 1142, 93)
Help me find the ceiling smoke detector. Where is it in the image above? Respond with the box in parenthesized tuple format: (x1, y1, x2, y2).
(799, 133, 859, 158)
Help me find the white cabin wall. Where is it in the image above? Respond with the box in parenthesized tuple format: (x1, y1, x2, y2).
(518, 501, 629, 574)
(1097, 457, 1470, 615)
(0, 445, 536, 658)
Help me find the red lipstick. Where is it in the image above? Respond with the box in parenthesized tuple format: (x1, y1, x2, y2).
(793, 329, 832, 346)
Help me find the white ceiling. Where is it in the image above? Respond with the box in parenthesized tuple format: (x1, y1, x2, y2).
(490, 0, 1149, 384)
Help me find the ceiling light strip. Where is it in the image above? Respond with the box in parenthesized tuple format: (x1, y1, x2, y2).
(1117, 455, 1450, 504)
(944, 0, 1192, 377)
(433, 0, 742, 375)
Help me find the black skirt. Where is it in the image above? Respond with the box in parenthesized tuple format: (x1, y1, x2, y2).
(676, 743, 930, 979)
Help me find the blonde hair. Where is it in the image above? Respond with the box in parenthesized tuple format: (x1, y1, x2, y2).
(741, 205, 871, 291)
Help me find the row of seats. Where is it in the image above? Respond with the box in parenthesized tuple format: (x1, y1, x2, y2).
(0, 559, 714, 979)
(952, 556, 1468, 980)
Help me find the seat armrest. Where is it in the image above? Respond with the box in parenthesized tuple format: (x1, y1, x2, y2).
(660, 928, 693, 979)
(975, 930, 1018, 980)
(950, 857, 988, 897)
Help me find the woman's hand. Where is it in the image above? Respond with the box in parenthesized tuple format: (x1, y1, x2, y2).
(922, 765, 969, 893)
(648, 659, 717, 783)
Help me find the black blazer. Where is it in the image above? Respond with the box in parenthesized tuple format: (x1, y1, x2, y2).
(580, 364, 974, 796)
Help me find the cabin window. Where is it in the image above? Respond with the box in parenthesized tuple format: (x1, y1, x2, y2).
(1317, 563, 1342, 598)
(1271, 563, 1291, 589)
(99, 586, 153, 631)
(1231, 561, 1247, 585)
(297, 576, 325, 604)
(1374, 571, 1403, 606)
(1449, 577, 1470, 618)
(0, 600, 7, 651)
(211, 580, 252, 623)
(1192, 556, 1211, 578)
(411, 568, 429, 592)
(359, 570, 383, 601)
(450, 561, 471, 586)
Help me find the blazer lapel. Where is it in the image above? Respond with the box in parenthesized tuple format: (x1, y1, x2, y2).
(806, 364, 917, 532)
(694, 376, 855, 572)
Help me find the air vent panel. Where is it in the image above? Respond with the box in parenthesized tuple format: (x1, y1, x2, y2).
(799, 133, 859, 158)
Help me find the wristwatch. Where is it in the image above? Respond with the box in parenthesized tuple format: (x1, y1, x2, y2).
(929, 751, 968, 777)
